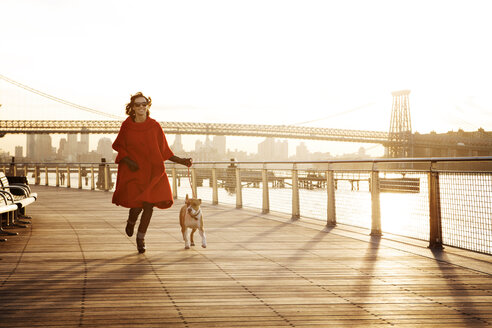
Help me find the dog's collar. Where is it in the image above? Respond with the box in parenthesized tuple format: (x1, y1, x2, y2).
(187, 206, 201, 220)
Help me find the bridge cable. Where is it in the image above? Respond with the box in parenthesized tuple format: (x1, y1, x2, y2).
(0, 74, 124, 120)
(292, 102, 376, 125)
(450, 106, 484, 129)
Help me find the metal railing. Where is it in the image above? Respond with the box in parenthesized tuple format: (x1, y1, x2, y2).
(2, 156, 491, 255)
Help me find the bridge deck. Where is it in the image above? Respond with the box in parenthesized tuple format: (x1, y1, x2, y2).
(1, 186, 491, 327)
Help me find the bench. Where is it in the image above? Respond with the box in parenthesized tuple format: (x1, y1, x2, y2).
(0, 192, 20, 241)
(0, 172, 38, 232)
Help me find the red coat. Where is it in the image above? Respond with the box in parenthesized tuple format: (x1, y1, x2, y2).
(112, 116, 175, 209)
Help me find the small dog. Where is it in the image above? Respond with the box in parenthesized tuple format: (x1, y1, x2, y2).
(179, 194, 206, 249)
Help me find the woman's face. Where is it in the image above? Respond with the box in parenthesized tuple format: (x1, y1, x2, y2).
(133, 96, 148, 118)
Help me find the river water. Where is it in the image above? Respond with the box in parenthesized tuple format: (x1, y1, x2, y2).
(36, 171, 491, 254)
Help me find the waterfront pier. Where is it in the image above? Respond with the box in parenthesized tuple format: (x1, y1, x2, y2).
(1, 186, 491, 327)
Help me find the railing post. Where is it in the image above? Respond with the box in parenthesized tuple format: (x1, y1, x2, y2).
(212, 166, 218, 205)
(45, 166, 49, 186)
(66, 166, 71, 188)
(78, 165, 82, 189)
(326, 167, 336, 227)
(23, 164, 27, 177)
(235, 165, 242, 209)
(370, 165, 382, 236)
(428, 162, 443, 249)
(56, 166, 60, 187)
(262, 164, 270, 214)
(104, 162, 109, 191)
(34, 165, 40, 185)
(10, 157, 16, 176)
(191, 167, 197, 197)
(291, 163, 300, 220)
(90, 166, 95, 190)
(172, 166, 178, 199)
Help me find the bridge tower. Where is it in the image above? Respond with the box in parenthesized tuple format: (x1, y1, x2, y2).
(387, 90, 412, 158)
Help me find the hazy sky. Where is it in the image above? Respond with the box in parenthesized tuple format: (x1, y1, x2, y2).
(1, 0, 491, 156)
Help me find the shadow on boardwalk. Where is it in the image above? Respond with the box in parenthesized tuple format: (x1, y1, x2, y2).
(1, 186, 491, 327)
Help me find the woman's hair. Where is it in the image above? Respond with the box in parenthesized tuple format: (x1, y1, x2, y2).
(125, 92, 152, 118)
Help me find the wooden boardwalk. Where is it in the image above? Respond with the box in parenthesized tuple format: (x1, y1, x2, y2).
(1, 186, 491, 327)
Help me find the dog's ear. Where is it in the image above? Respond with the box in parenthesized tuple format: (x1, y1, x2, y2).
(185, 194, 190, 204)
(198, 199, 202, 205)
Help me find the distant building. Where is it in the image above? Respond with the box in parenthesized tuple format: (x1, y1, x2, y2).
(53, 133, 93, 162)
(15, 146, 23, 158)
(195, 139, 203, 152)
(79, 151, 103, 163)
(25, 134, 54, 161)
(172, 134, 184, 154)
(26, 134, 36, 160)
(213, 136, 226, 158)
(37, 134, 54, 161)
(205, 135, 212, 148)
(258, 138, 288, 161)
(79, 133, 89, 155)
(296, 142, 309, 160)
(194, 136, 219, 161)
(278, 140, 288, 160)
(97, 137, 114, 161)
(258, 138, 274, 160)
(411, 128, 492, 157)
(227, 149, 248, 161)
(67, 134, 78, 161)
(0, 149, 9, 162)
(311, 151, 332, 161)
(58, 138, 67, 159)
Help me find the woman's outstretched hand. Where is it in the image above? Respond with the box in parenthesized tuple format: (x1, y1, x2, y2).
(182, 158, 192, 167)
(169, 156, 192, 167)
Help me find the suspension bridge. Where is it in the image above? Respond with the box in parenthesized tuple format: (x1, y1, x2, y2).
(1, 74, 491, 155)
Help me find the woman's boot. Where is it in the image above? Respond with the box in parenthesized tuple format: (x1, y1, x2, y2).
(135, 203, 153, 253)
(126, 208, 142, 237)
(136, 232, 146, 253)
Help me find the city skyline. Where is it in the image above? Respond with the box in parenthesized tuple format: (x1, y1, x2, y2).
(5, 133, 355, 163)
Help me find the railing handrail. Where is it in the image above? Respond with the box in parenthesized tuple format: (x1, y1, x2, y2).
(4, 155, 492, 166)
